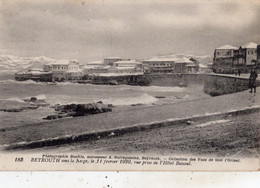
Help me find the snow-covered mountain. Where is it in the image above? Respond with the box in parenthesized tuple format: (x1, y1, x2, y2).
(0, 55, 56, 71)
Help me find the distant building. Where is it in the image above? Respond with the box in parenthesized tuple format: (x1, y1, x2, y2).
(83, 65, 110, 75)
(213, 45, 237, 73)
(174, 57, 196, 73)
(104, 57, 123, 66)
(107, 60, 143, 74)
(143, 57, 198, 74)
(43, 59, 82, 81)
(142, 57, 176, 73)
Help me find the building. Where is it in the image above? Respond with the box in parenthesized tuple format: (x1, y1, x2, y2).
(142, 57, 176, 73)
(104, 57, 123, 66)
(213, 45, 237, 73)
(107, 60, 143, 74)
(241, 42, 258, 65)
(174, 57, 197, 73)
(83, 65, 110, 75)
(213, 42, 258, 73)
(143, 57, 198, 74)
(43, 59, 82, 81)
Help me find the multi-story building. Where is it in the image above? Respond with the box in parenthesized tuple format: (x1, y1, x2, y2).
(213, 45, 237, 73)
(43, 59, 82, 81)
(174, 57, 197, 73)
(213, 42, 258, 73)
(241, 42, 258, 65)
(104, 57, 123, 66)
(142, 57, 176, 73)
(107, 60, 143, 74)
(143, 57, 198, 74)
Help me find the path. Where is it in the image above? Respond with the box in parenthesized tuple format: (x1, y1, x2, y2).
(0, 87, 259, 146)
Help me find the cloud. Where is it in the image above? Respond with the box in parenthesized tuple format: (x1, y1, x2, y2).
(144, 2, 258, 30)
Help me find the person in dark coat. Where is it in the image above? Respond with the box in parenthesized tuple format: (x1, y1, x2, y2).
(238, 69, 241, 76)
(249, 69, 258, 93)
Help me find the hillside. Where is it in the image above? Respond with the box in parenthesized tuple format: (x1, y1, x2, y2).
(0, 55, 56, 71)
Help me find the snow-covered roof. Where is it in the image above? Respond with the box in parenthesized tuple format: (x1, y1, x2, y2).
(216, 45, 237, 50)
(29, 68, 44, 71)
(199, 64, 207, 68)
(66, 69, 82, 73)
(87, 60, 104, 65)
(186, 64, 196, 67)
(241, 42, 258, 49)
(83, 65, 96, 69)
(115, 66, 135, 70)
(175, 57, 193, 64)
(114, 60, 141, 64)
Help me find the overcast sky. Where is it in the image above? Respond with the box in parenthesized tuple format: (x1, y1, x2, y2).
(0, 0, 260, 62)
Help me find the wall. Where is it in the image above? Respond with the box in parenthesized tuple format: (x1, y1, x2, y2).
(245, 48, 257, 65)
(214, 49, 234, 58)
(91, 73, 260, 96)
(203, 75, 260, 96)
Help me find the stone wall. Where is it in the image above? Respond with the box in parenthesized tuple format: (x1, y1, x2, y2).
(91, 73, 260, 96)
(203, 75, 260, 96)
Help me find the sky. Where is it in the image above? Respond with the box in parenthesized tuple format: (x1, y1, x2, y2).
(0, 0, 260, 63)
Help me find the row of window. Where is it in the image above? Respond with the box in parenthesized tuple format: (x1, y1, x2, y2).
(149, 63, 174, 66)
(248, 50, 257, 55)
(216, 50, 257, 56)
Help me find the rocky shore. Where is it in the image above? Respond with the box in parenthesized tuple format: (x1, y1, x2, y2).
(0, 97, 49, 112)
(0, 96, 113, 121)
(44, 101, 113, 120)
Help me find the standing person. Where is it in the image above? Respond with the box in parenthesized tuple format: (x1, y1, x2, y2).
(249, 69, 258, 93)
(238, 69, 241, 76)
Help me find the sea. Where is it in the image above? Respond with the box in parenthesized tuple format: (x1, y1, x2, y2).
(0, 70, 209, 129)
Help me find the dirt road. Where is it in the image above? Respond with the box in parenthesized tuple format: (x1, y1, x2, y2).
(39, 111, 260, 158)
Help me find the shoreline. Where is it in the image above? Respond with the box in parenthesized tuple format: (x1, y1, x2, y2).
(1, 87, 259, 150)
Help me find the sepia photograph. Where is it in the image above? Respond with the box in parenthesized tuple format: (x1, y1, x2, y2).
(0, 0, 260, 171)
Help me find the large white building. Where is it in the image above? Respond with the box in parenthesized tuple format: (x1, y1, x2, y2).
(43, 59, 82, 81)
(108, 60, 143, 74)
(43, 59, 80, 72)
(142, 57, 176, 73)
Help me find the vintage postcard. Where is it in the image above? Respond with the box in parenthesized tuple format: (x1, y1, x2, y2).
(0, 0, 260, 171)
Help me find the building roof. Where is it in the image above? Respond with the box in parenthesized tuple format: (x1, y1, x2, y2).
(241, 42, 258, 48)
(186, 64, 196, 67)
(83, 65, 96, 69)
(114, 60, 141, 64)
(216, 45, 237, 50)
(115, 66, 135, 70)
(66, 69, 82, 73)
(175, 57, 193, 64)
(86, 60, 104, 65)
